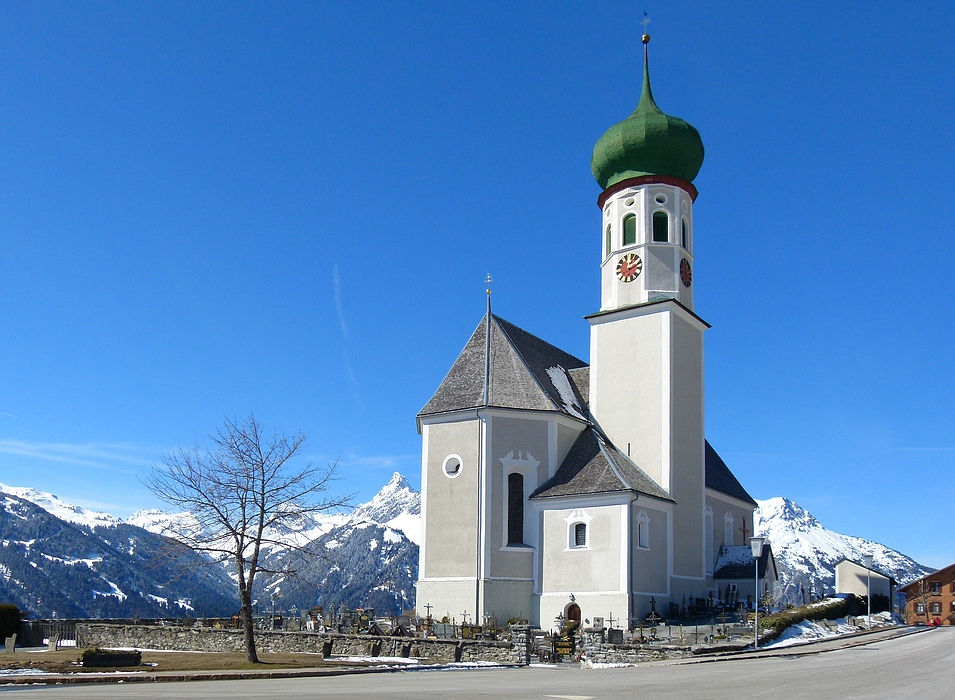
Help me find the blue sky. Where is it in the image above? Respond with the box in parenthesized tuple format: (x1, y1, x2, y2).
(1, 1, 953, 568)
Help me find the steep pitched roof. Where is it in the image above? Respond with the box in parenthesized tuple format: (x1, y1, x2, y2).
(713, 544, 777, 580)
(705, 441, 756, 506)
(530, 427, 672, 502)
(418, 314, 589, 420)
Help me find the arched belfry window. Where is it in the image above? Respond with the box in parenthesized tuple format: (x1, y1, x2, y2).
(507, 473, 524, 545)
(724, 513, 734, 547)
(623, 214, 636, 246)
(652, 211, 669, 242)
(605, 223, 612, 256)
(681, 218, 689, 249)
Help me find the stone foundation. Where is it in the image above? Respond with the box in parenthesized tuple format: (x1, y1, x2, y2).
(76, 624, 531, 666)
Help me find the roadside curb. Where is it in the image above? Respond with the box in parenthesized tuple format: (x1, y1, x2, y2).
(1, 661, 520, 686)
(651, 625, 928, 666)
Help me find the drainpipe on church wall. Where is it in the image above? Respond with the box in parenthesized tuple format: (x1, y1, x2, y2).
(474, 408, 487, 625)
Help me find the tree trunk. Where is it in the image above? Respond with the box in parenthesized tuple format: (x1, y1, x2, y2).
(240, 589, 258, 663)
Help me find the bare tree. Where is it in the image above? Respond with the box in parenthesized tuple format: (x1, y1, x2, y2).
(146, 414, 348, 663)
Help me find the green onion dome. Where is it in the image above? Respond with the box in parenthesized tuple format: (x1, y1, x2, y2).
(591, 38, 705, 190)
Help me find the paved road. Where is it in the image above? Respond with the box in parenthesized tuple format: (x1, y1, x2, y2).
(5, 627, 952, 699)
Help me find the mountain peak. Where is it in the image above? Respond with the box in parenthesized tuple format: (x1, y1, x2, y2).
(755, 496, 819, 530)
(755, 496, 930, 604)
(0, 482, 120, 528)
(350, 472, 420, 544)
(384, 472, 411, 491)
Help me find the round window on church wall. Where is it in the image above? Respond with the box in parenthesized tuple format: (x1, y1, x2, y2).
(442, 455, 463, 478)
(654, 193, 667, 204)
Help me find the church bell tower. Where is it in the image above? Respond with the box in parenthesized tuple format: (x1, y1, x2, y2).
(587, 31, 709, 587)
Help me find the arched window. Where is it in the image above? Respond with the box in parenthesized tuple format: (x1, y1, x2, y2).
(507, 473, 524, 545)
(605, 223, 612, 256)
(652, 211, 668, 242)
(623, 214, 636, 246)
(724, 513, 734, 547)
(681, 218, 689, 249)
(573, 522, 587, 547)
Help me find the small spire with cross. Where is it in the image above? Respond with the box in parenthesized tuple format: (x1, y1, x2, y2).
(641, 11, 650, 44)
(485, 273, 493, 296)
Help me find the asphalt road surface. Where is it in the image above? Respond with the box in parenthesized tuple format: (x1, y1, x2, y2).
(5, 627, 952, 699)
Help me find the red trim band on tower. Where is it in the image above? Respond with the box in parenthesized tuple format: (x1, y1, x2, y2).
(597, 175, 699, 209)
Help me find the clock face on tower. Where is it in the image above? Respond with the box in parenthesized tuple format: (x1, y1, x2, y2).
(680, 258, 692, 287)
(616, 253, 642, 283)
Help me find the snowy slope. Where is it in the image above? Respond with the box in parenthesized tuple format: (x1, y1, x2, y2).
(350, 472, 421, 545)
(0, 483, 120, 528)
(755, 497, 932, 605)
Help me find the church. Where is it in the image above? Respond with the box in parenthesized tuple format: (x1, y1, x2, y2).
(415, 34, 765, 631)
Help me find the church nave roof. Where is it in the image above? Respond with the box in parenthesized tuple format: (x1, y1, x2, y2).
(704, 441, 757, 506)
(418, 314, 589, 421)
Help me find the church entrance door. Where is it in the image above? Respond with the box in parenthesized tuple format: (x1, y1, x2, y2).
(566, 603, 581, 623)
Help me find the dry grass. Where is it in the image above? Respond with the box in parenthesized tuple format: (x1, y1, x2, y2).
(0, 649, 356, 674)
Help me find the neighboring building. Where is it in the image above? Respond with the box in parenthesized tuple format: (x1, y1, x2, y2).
(834, 558, 894, 600)
(415, 35, 759, 631)
(713, 545, 779, 609)
(899, 562, 955, 626)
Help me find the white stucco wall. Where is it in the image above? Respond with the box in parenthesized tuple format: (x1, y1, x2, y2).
(835, 560, 891, 598)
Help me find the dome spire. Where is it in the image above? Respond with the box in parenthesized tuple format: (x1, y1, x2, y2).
(590, 20, 705, 189)
(637, 22, 660, 115)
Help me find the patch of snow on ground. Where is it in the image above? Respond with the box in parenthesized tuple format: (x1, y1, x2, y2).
(582, 660, 634, 668)
(0, 668, 60, 676)
(762, 613, 900, 649)
(339, 656, 419, 665)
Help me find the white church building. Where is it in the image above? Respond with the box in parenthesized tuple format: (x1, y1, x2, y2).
(415, 35, 762, 631)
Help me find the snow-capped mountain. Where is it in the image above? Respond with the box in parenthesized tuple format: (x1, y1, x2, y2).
(0, 473, 422, 618)
(0, 490, 237, 618)
(257, 472, 421, 615)
(755, 497, 932, 605)
(350, 472, 420, 545)
(0, 483, 120, 528)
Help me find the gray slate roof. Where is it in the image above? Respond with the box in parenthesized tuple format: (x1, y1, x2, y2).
(530, 427, 672, 502)
(418, 314, 589, 419)
(713, 544, 777, 580)
(705, 441, 756, 506)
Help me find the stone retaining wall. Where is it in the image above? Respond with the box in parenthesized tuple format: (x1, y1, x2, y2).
(579, 629, 691, 664)
(76, 624, 531, 665)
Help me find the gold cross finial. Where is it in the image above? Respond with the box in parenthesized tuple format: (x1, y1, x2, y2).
(485, 273, 493, 295)
(641, 12, 650, 43)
